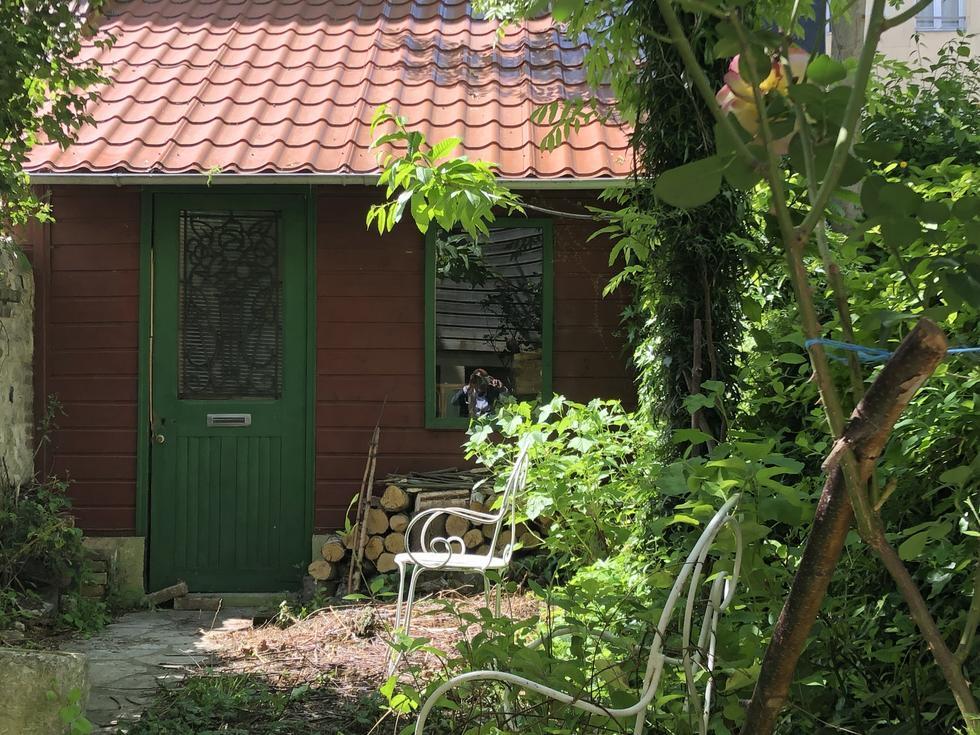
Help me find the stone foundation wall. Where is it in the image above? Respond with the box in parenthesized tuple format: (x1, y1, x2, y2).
(0, 247, 34, 487)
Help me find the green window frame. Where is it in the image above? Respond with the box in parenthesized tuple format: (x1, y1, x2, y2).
(424, 218, 554, 430)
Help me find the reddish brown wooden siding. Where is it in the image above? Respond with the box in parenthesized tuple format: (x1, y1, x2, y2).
(312, 189, 633, 530)
(35, 186, 141, 534)
(33, 185, 633, 536)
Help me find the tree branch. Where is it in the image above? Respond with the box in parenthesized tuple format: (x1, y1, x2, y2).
(882, 0, 936, 29)
(870, 537, 980, 731)
(740, 318, 950, 735)
(797, 0, 887, 241)
(653, 0, 758, 169)
(956, 555, 980, 665)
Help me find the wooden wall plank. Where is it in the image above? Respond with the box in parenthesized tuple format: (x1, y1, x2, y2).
(312, 191, 635, 531)
(34, 186, 142, 534)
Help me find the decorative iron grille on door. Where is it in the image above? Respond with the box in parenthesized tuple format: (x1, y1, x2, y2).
(177, 210, 283, 399)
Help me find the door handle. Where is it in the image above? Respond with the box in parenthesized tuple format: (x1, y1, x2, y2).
(154, 433, 166, 445)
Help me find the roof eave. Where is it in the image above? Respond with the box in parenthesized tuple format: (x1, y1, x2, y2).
(26, 172, 630, 190)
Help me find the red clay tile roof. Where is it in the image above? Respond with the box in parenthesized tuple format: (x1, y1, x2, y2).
(25, 0, 631, 180)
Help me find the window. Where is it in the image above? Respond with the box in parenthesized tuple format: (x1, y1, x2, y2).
(425, 220, 553, 428)
(916, 0, 965, 30)
(178, 210, 282, 399)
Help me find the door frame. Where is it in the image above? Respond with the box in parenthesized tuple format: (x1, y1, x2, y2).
(135, 185, 317, 586)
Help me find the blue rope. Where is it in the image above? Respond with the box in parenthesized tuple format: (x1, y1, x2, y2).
(804, 338, 980, 364)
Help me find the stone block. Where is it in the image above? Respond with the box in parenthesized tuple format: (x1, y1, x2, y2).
(87, 571, 108, 585)
(80, 584, 106, 598)
(0, 251, 34, 487)
(83, 536, 145, 602)
(0, 648, 88, 735)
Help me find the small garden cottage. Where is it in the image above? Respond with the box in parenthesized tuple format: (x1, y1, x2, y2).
(22, 0, 634, 594)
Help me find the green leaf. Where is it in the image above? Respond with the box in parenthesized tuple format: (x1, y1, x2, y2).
(671, 428, 715, 445)
(854, 140, 903, 162)
(898, 530, 931, 561)
(806, 54, 847, 85)
(939, 465, 972, 488)
(655, 156, 723, 209)
(428, 136, 462, 161)
(551, 0, 582, 21)
(568, 436, 595, 453)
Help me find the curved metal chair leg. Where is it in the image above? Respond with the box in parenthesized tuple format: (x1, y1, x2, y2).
(482, 573, 492, 610)
(387, 561, 410, 676)
(402, 565, 424, 642)
(632, 704, 649, 735)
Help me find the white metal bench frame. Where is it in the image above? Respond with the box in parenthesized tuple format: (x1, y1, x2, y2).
(388, 445, 531, 674)
(413, 494, 742, 735)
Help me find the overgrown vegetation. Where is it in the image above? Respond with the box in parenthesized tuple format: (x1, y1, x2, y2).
(124, 673, 384, 735)
(368, 5, 980, 733)
(0, 0, 107, 231)
(0, 400, 109, 638)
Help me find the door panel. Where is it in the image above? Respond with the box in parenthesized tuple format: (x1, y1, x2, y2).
(148, 193, 308, 592)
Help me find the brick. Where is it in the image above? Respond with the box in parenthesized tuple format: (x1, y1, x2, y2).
(79, 584, 105, 598)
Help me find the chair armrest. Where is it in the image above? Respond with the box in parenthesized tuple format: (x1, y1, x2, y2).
(415, 669, 639, 735)
(402, 507, 500, 570)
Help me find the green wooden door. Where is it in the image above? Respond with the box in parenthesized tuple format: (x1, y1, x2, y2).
(148, 193, 309, 592)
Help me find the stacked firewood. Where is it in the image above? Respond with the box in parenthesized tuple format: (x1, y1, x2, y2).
(306, 469, 544, 587)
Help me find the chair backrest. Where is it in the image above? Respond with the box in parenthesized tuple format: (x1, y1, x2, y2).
(482, 444, 531, 564)
(633, 495, 742, 735)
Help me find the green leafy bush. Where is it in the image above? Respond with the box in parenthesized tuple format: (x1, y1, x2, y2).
(0, 474, 90, 630)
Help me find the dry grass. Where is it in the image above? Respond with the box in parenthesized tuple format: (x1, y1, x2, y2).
(180, 590, 541, 734)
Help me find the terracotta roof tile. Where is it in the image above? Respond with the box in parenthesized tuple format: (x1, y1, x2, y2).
(26, 0, 631, 179)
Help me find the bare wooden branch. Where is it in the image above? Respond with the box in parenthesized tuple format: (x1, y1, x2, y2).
(742, 319, 950, 735)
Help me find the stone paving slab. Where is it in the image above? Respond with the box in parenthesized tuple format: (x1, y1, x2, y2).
(61, 609, 254, 732)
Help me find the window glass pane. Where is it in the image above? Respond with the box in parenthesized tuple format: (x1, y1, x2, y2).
(433, 225, 545, 419)
(178, 210, 282, 399)
(916, 0, 936, 27)
(939, 0, 961, 27)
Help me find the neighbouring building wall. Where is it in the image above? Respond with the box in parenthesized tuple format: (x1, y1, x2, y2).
(826, 0, 979, 61)
(0, 247, 35, 487)
(313, 187, 634, 531)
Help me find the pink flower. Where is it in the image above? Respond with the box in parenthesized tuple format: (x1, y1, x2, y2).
(717, 46, 808, 153)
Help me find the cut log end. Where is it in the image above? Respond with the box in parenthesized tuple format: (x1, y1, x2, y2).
(376, 553, 398, 574)
(380, 484, 411, 512)
(308, 560, 337, 581)
(389, 514, 410, 533)
(364, 535, 385, 561)
(462, 528, 484, 549)
(320, 534, 346, 562)
(384, 532, 406, 554)
(445, 515, 471, 538)
(365, 508, 390, 536)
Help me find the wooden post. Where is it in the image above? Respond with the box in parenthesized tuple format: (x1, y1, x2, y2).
(348, 403, 384, 594)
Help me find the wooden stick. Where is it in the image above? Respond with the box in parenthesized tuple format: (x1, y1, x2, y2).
(143, 581, 188, 607)
(348, 425, 380, 593)
(348, 400, 386, 593)
(346, 426, 375, 593)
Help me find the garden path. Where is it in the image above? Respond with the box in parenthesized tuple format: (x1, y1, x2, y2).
(61, 608, 253, 732)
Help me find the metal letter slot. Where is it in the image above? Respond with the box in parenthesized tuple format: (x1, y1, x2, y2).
(207, 413, 252, 427)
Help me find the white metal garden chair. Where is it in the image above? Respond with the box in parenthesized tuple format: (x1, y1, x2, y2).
(388, 445, 531, 674)
(413, 494, 742, 735)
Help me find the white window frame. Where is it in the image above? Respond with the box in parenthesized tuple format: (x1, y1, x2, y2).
(915, 0, 966, 31)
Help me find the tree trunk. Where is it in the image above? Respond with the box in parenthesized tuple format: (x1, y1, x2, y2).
(740, 319, 948, 735)
(831, 0, 866, 62)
